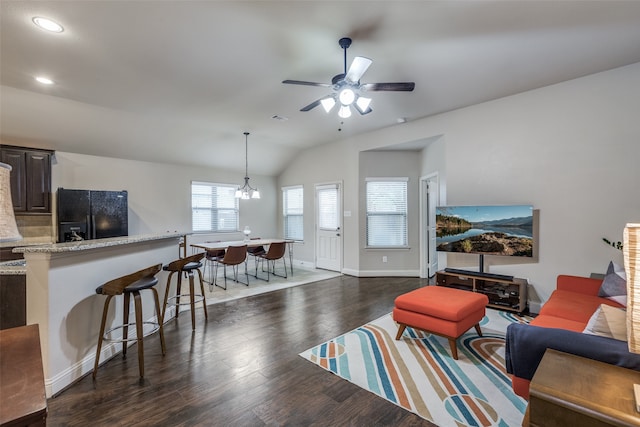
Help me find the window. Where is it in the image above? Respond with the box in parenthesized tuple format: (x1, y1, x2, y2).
(191, 181, 239, 232)
(366, 178, 408, 247)
(317, 184, 339, 230)
(282, 185, 303, 240)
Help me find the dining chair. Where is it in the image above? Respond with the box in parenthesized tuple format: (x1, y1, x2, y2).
(247, 237, 265, 272)
(214, 245, 249, 289)
(202, 241, 226, 290)
(255, 241, 288, 282)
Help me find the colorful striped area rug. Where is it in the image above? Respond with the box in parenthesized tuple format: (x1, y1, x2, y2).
(300, 309, 532, 427)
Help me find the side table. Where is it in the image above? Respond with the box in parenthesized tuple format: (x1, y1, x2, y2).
(528, 348, 640, 427)
(0, 324, 47, 426)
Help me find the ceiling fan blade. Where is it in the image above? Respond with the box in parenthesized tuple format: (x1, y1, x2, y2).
(362, 82, 415, 91)
(355, 105, 372, 115)
(282, 79, 331, 88)
(300, 98, 324, 111)
(345, 56, 372, 84)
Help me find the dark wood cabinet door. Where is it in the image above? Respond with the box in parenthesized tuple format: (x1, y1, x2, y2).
(26, 151, 51, 212)
(0, 148, 27, 211)
(0, 275, 26, 330)
(1, 146, 52, 213)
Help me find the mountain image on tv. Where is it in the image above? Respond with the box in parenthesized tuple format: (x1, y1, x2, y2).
(436, 205, 534, 257)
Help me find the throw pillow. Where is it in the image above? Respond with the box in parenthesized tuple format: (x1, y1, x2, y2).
(583, 304, 627, 341)
(598, 261, 627, 307)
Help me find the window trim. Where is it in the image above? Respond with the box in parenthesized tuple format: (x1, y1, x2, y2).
(191, 181, 239, 233)
(282, 184, 304, 241)
(365, 177, 409, 249)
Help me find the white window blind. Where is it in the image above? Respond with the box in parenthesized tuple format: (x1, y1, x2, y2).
(366, 178, 408, 247)
(283, 185, 303, 240)
(191, 181, 239, 232)
(317, 185, 339, 230)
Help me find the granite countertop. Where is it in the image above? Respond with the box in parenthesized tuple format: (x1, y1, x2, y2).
(0, 239, 53, 249)
(0, 259, 27, 275)
(12, 233, 185, 254)
(1, 233, 185, 275)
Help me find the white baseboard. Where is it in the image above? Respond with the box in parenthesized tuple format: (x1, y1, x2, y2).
(342, 268, 420, 277)
(293, 259, 315, 269)
(528, 301, 541, 315)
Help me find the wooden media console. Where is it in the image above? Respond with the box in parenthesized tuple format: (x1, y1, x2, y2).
(435, 270, 528, 314)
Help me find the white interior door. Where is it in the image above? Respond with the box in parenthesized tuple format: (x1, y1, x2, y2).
(421, 174, 439, 278)
(315, 183, 342, 272)
(427, 176, 439, 276)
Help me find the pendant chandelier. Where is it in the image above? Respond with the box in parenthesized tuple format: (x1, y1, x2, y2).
(235, 132, 260, 200)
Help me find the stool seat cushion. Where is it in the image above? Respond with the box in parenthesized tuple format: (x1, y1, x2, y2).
(96, 276, 158, 295)
(163, 261, 203, 272)
(125, 276, 159, 293)
(394, 286, 488, 321)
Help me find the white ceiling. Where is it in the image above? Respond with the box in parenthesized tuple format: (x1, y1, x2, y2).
(2, 1, 640, 176)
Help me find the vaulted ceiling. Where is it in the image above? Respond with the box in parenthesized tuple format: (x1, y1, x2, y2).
(2, 1, 640, 176)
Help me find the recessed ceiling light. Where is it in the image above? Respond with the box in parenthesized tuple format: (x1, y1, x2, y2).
(32, 17, 64, 33)
(272, 115, 289, 121)
(35, 76, 54, 85)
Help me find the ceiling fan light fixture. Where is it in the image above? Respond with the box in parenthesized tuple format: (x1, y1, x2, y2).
(356, 96, 372, 112)
(321, 97, 336, 113)
(35, 76, 54, 85)
(338, 105, 352, 119)
(32, 17, 64, 33)
(339, 88, 355, 106)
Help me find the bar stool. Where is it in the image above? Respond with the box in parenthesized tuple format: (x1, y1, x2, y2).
(93, 264, 165, 379)
(161, 252, 208, 330)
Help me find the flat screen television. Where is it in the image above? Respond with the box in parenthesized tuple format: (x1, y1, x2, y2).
(436, 205, 533, 274)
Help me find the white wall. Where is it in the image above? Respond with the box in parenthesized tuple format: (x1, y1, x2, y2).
(358, 150, 421, 275)
(52, 152, 278, 247)
(276, 141, 360, 268)
(278, 62, 640, 308)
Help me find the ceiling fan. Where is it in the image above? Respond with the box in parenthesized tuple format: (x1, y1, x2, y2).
(282, 37, 415, 118)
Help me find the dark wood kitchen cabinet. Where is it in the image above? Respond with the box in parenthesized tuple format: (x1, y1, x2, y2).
(0, 145, 53, 214)
(0, 274, 26, 330)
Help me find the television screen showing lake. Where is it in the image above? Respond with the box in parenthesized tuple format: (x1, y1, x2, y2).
(436, 205, 534, 257)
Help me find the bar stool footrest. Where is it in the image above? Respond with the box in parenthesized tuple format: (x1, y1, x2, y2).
(102, 321, 161, 343)
(166, 294, 205, 306)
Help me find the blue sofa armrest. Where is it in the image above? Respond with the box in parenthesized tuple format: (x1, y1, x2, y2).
(505, 323, 640, 381)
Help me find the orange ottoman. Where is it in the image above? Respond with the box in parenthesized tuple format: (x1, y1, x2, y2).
(393, 286, 489, 359)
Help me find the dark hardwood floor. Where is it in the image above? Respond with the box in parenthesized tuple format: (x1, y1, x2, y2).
(47, 275, 437, 426)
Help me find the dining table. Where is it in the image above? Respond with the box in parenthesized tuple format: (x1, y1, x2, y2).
(190, 238, 295, 276)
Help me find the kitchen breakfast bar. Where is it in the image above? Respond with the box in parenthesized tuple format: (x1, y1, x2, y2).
(11, 233, 183, 397)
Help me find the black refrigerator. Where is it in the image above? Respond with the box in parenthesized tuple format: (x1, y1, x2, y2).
(57, 188, 128, 242)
